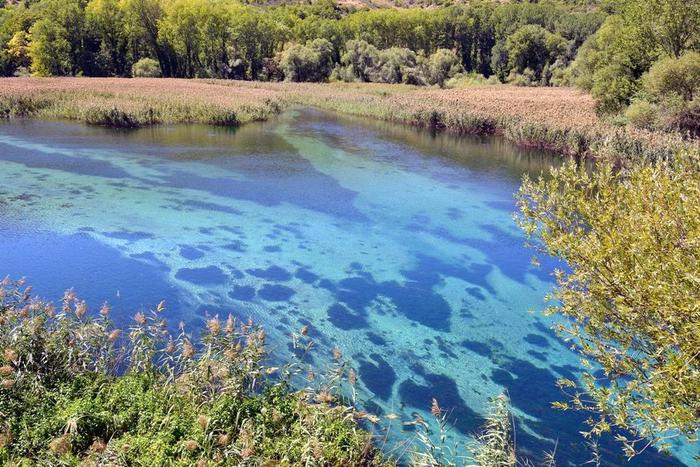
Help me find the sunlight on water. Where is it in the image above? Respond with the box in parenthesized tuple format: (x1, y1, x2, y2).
(0, 110, 692, 465)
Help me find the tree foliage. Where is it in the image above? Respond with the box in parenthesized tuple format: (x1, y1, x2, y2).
(0, 0, 604, 83)
(516, 153, 700, 457)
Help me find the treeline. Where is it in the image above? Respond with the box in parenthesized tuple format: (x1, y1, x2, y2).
(569, 0, 700, 133)
(0, 0, 604, 86)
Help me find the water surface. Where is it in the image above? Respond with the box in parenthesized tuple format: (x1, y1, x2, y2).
(0, 109, 691, 465)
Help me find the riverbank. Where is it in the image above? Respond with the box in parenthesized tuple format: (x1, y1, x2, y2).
(0, 77, 692, 163)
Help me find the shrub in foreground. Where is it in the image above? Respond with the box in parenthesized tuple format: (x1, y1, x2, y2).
(517, 149, 700, 458)
(0, 279, 386, 465)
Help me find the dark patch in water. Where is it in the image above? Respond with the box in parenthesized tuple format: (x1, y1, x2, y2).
(104, 230, 154, 241)
(228, 285, 256, 301)
(264, 245, 281, 252)
(179, 245, 204, 260)
(295, 268, 319, 284)
(358, 354, 396, 400)
(176, 199, 242, 215)
(175, 266, 228, 285)
(524, 334, 549, 348)
(461, 340, 493, 358)
(527, 350, 548, 361)
(399, 373, 483, 435)
(258, 284, 295, 301)
(222, 241, 246, 252)
(246, 265, 292, 282)
(366, 332, 386, 346)
(327, 303, 368, 330)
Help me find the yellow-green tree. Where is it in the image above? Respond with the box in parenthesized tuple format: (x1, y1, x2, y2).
(517, 152, 700, 457)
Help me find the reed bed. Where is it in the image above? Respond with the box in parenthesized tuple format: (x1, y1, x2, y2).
(0, 78, 283, 128)
(0, 77, 694, 163)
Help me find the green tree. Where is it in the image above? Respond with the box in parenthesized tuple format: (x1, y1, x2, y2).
(280, 38, 334, 82)
(28, 18, 71, 76)
(505, 24, 567, 82)
(427, 48, 462, 87)
(517, 154, 700, 458)
(86, 0, 129, 75)
(340, 39, 378, 82)
(626, 0, 700, 59)
(643, 52, 700, 102)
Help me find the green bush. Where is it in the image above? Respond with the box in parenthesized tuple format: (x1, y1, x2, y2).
(625, 99, 659, 130)
(280, 39, 335, 83)
(0, 280, 388, 465)
(426, 49, 462, 88)
(643, 52, 700, 102)
(131, 58, 162, 78)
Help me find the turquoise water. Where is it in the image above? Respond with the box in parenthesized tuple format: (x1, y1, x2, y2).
(0, 109, 691, 465)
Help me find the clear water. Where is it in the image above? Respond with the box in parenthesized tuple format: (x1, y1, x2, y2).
(0, 109, 693, 465)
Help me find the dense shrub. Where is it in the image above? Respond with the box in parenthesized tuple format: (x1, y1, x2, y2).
(517, 149, 700, 458)
(643, 52, 700, 102)
(0, 279, 387, 465)
(505, 25, 568, 83)
(131, 58, 162, 78)
(340, 39, 379, 82)
(625, 99, 658, 130)
(426, 49, 462, 87)
(280, 39, 334, 82)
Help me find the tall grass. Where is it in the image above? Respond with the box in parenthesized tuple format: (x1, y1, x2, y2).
(1, 77, 694, 165)
(0, 277, 388, 465)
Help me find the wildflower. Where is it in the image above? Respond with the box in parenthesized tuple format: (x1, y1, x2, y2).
(207, 317, 221, 336)
(197, 415, 209, 430)
(48, 434, 71, 455)
(108, 329, 121, 342)
(183, 341, 195, 359)
(196, 460, 207, 467)
(216, 433, 230, 446)
(89, 438, 107, 453)
(156, 299, 166, 313)
(431, 398, 441, 418)
(62, 289, 76, 313)
(364, 414, 380, 424)
(133, 312, 146, 325)
(1, 379, 15, 389)
(241, 447, 254, 459)
(0, 429, 12, 448)
(315, 391, 334, 404)
(300, 325, 309, 336)
(3, 349, 18, 363)
(225, 314, 235, 334)
(332, 348, 342, 361)
(165, 339, 175, 353)
(183, 439, 199, 451)
(348, 368, 357, 387)
(45, 303, 55, 317)
(0, 366, 12, 376)
(75, 301, 87, 319)
(99, 302, 111, 317)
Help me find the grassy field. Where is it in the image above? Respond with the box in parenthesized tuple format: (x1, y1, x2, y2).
(0, 77, 691, 162)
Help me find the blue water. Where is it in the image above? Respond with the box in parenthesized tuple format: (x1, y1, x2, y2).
(0, 109, 692, 465)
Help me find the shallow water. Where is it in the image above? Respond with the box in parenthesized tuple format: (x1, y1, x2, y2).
(0, 109, 692, 465)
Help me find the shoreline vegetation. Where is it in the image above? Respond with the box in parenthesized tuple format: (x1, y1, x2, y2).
(0, 278, 532, 466)
(0, 77, 696, 164)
